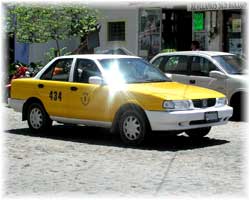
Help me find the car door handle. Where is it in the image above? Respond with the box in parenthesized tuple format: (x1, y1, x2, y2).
(38, 84, 44, 88)
(70, 86, 78, 91)
(189, 80, 196, 84)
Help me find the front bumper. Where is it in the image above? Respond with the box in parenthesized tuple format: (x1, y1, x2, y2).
(145, 105, 233, 131)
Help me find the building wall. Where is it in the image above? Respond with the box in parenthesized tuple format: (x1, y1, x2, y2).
(191, 3, 245, 55)
(29, 37, 80, 65)
(205, 11, 223, 51)
(192, 10, 226, 52)
(18, 9, 139, 65)
(95, 9, 139, 55)
(14, 42, 29, 64)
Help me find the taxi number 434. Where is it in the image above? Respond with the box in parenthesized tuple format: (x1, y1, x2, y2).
(49, 91, 62, 101)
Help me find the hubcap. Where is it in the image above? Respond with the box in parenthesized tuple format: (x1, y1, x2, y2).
(123, 116, 141, 141)
(29, 107, 43, 129)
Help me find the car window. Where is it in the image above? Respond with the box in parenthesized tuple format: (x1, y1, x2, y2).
(190, 56, 217, 76)
(99, 58, 170, 84)
(74, 59, 102, 83)
(151, 56, 164, 68)
(41, 59, 72, 81)
(161, 55, 189, 74)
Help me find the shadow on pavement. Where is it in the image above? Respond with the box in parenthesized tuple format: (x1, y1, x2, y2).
(5, 125, 229, 152)
(230, 117, 248, 122)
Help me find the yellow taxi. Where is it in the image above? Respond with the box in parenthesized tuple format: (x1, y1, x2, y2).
(9, 55, 233, 145)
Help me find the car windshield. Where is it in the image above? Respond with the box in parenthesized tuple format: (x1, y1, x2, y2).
(212, 55, 246, 74)
(99, 58, 171, 84)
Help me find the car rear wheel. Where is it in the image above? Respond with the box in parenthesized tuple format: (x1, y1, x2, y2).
(185, 127, 211, 138)
(118, 109, 148, 145)
(27, 103, 52, 132)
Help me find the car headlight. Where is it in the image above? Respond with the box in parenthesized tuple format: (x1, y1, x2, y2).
(163, 100, 192, 111)
(216, 97, 228, 107)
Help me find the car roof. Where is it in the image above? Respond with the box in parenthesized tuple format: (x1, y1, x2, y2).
(155, 51, 234, 57)
(55, 54, 140, 60)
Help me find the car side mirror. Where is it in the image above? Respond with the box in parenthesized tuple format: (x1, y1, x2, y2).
(89, 76, 103, 85)
(209, 70, 227, 79)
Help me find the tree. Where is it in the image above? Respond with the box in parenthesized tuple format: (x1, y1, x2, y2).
(6, 4, 99, 56)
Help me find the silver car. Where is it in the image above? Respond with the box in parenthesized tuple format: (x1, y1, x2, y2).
(150, 51, 247, 120)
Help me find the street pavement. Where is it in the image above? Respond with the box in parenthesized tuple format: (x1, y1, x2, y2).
(2, 105, 248, 199)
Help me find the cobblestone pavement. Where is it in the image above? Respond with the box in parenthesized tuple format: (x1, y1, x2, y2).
(2, 105, 249, 199)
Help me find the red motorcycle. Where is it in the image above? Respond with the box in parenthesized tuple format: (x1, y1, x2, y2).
(5, 64, 30, 102)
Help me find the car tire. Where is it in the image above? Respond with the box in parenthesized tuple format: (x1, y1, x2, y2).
(118, 109, 148, 146)
(185, 127, 211, 138)
(231, 93, 245, 121)
(27, 102, 52, 132)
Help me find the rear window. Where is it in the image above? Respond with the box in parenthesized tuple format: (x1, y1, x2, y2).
(161, 55, 189, 74)
(41, 59, 73, 81)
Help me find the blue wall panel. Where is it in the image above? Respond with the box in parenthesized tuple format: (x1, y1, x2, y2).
(14, 40, 29, 64)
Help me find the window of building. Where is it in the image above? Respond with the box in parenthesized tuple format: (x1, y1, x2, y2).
(138, 8, 161, 60)
(223, 11, 243, 55)
(108, 21, 125, 41)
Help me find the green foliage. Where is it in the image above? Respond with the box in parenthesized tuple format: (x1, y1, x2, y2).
(6, 4, 99, 64)
(6, 5, 99, 44)
(161, 49, 176, 53)
(8, 62, 18, 75)
(45, 47, 71, 62)
(66, 6, 99, 38)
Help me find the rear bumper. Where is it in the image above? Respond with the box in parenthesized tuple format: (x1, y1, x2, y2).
(8, 98, 25, 113)
(145, 105, 233, 131)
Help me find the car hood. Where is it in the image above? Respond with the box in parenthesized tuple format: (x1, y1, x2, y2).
(227, 74, 248, 83)
(126, 81, 225, 100)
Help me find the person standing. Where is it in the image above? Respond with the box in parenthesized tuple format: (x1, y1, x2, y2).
(191, 40, 200, 51)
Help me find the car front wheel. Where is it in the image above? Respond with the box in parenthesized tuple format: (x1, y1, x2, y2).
(118, 109, 148, 145)
(27, 102, 52, 132)
(185, 127, 211, 138)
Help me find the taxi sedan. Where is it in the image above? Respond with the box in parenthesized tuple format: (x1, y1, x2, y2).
(9, 55, 233, 145)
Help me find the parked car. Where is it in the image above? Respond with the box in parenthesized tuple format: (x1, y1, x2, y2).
(150, 51, 247, 120)
(8, 55, 232, 145)
(96, 47, 135, 56)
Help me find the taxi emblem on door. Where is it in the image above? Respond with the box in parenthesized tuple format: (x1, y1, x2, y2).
(81, 92, 90, 106)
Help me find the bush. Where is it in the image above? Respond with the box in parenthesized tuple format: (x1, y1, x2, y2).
(161, 49, 176, 53)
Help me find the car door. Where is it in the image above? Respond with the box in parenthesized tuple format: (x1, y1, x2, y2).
(188, 56, 227, 94)
(65, 58, 111, 122)
(153, 55, 190, 84)
(38, 58, 74, 117)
